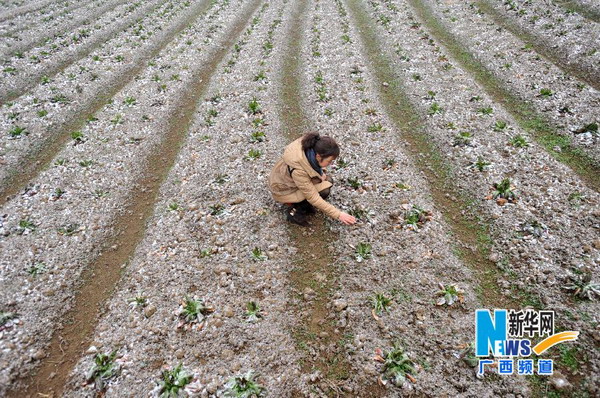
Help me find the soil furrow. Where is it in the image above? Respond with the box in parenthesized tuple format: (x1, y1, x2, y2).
(8, 0, 265, 396)
(406, 0, 600, 193)
(476, 0, 600, 92)
(0, 0, 164, 101)
(279, 1, 382, 396)
(343, 0, 514, 311)
(0, 0, 60, 23)
(0, 0, 213, 208)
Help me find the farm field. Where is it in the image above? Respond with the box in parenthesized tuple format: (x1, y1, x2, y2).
(0, 0, 598, 397)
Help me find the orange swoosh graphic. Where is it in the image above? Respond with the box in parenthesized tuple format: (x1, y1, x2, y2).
(533, 331, 579, 355)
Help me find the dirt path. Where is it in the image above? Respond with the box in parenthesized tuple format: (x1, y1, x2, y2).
(0, 0, 60, 23)
(552, 0, 600, 22)
(7, 1, 264, 396)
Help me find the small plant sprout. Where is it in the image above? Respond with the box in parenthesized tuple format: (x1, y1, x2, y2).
(573, 122, 598, 136)
(394, 182, 411, 190)
(123, 96, 136, 106)
(71, 130, 84, 144)
(335, 158, 349, 169)
(348, 207, 370, 220)
(159, 364, 192, 397)
(27, 262, 47, 276)
(245, 149, 261, 160)
(355, 242, 372, 262)
(468, 156, 491, 172)
(428, 102, 443, 115)
(251, 247, 267, 261)
(178, 297, 214, 329)
(86, 351, 120, 391)
(247, 97, 261, 115)
(79, 160, 93, 168)
(367, 122, 384, 132)
(51, 188, 65, 201)
(57, 223, 80, 236)
(214, 174, 229, 184)
(223, 370, 265, 397)
(490, 178, 517, 205)
(250, 131, 265, 142)
(209, 204, 226, 216)
(453, 131, 473, 147)
(459, 342, 479, 368)
(346, 177, 363, 189)
(493, 120, 507, 131)
(509, 135, 529, 148)
(128, 295, 148, 309)
(168, 202, 180, 212)
(568, 191, 585, 207)
(539, 88, 553, 97)
(563, 272, 600, 300)
(374, 344, 417, 387)
(520, 219, 548, 238)
(245, 301, 263, 323)
(18, 218, 36, 234)
(436, 283, 465, 306)
(477, 107, 493, 115)
(404, 205, 433, 231)
(0, 312, 18, 328)
(371, 293, 392, 316)
(254, 70, 267, 81)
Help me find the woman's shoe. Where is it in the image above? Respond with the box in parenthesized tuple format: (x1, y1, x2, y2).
(287, 205, 310, 226)
(297, 200, 316, 214)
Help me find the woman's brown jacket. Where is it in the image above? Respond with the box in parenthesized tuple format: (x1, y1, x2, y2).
(268, 138, 341, 220)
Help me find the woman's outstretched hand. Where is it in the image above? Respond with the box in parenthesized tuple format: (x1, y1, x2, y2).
(339, 212, 357, 225)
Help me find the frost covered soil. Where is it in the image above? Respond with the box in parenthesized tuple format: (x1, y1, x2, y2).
(421, 0, 600, 162)
(0, 0, 599, 397)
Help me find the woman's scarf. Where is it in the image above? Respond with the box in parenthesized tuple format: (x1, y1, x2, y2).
(305, 148, 323, 176)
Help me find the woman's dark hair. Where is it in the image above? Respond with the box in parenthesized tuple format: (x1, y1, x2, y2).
(301, 132, 340, 158)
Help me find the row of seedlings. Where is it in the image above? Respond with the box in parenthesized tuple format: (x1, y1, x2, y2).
(298, 0, 529, 395)
(420, 0, 600, 163)
(0, 0, 105, 37)
(64, 0, 308, 396)
(354, 0, 600, 394)
(0, 0, 210, 186)
(0, 0, 66, 22)
(0, 0, 246, 393)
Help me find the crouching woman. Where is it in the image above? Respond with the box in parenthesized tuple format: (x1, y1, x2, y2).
(268, 132, 356, 226)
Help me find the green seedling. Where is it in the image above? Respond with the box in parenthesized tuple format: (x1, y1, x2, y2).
(394, 182, 411, 190)
(567, 191, 585, 207)
(365, 108, 377, 116)
(86, 351, 120, 391)
(159, 364, 192, 397)
(346, 177, 362, 189)
(324, 108, 333, 117)
(436, 283, 465, 306)
(57, 223, 80, 236)
(55, 158, 68, 166)
(178, 297, 214, 328)
(245, 301, 263, 323)
(93, 189, 109, 198)
(37, 110, 48, 117)
(539, 88, 553, 97)
(521, 219, 547, 238)
(374, 344, 416, 387)
(79, 160, 93, 168)
(426, 90, 436, 100)
(493, 120, 507, 131)
(0, 312, 18, 327)
(248, 97, 261, 115)
(491, 178, 517, 202)
(468, 156, 491, 172)
(128, 295, 148, 309)
(348, 207, 370, 220)
(123, 96, 136, 106)
(209, 204, 225, 216)
(573, 122, 598, 135)
(214, 174, 229, 184)
(168, 203, 180, 212)
(245, 149, 261, 160)
(477, 107, 493, 115)
(250, 131, 265, 142)
(18, 219, 36, 233)
(71, 130, 84, 143)
(367, 123, 384, 132)
(509, 135, 528, 148)
(404, 205, 432, 230)
(459, 343, 479, 368)
(222, 370, 265, 397)
(563, 272, 600, 300)
(27, 262, 47, 276)
(371, 293, 392, 315)
(355, 242, 372, 262)
(9, 126, 27, 137)
(453, 131, 473, 147)
(251, 247, 267, 261)
(254, 71, 267, 81)
(428, 102, 443, 115)
(199, 248, 212, 258)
